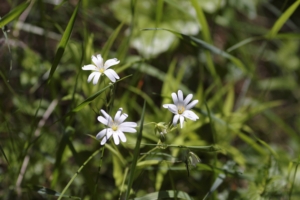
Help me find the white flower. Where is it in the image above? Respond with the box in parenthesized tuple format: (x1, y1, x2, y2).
(96, 108, 137, 145)
(82, 54, 120, 84)
(163, 90, 199, 128)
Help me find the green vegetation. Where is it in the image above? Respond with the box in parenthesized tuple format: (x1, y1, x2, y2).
(1, 0, 300, 199)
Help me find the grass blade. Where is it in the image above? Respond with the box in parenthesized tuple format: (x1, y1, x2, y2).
(131, 190, 192, 200)
(125, 101, 146, 199)
(143, 28, 248, 75)
(0, 143, 9, 165)
(102, 22, 124, 60)
(267, 0, 300, 38)
(48, 0, 81, 83)
(28, 185, 81, 199)
(57, 148, 102, 200)
(0, 1, 30, 28)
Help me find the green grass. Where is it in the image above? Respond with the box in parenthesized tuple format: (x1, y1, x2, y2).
(1, 0, 300, 199)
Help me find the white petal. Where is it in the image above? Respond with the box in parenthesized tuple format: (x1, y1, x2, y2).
(104, 69, 119, 82)
(183, 94, 193, 106)
(118, 113, 128, 124)
(179, 116, 185, 128)
(120, 122, 137, 128)
(100, 137, 107, 145)
(172, 114, 180, 126)
(163, 104, 173, 108)
(119, 126, 136, 133)
(171, 92, 178, 104)
(82, 64, 97, 71)
(96, 129, 107, 140)
(186, 100, 198, 110)
(114, 108, 123, 121)
(97, 116, 108, 125)
(178, 90, 184, 102)
(113, 132, 120, 145)
(117, 131, 127, 142)
(100, 129, 113, 145)
(92, 55, 103, 67)
(87, 72, 98, 83)
(182, 110, 199, 121)
(104, 58, 120, 69)
(100, 109, 113, 123)
(167, 104, 178, 114)
(92, 72, 101, 85)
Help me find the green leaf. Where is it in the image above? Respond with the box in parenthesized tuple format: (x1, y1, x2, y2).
(131, 190, 192, 200)
(48, 0, 81, 83)
(126, 101, 146, 199)
(143, 28, 248, 75)
(0, 143, 9, 165)
(0, 1, 30, 28)
(102, 22, 124, 60)
(72, 75, 131, 112)
(58, 148, 102, 200)
(28, 185, 81, 200)
(72, 84, 111, 112)
(267, 0, 300, 38)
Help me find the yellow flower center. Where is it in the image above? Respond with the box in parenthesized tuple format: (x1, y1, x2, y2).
(99, 68, 105, 73)
(177, 105, 185, 114)
(111, 123, 118, 131)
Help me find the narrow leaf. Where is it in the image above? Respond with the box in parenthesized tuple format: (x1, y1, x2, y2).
(102, 22, 124, 60)
(28, 185, 81, 199)
(126, 101, 146, 199)
(0, 143, 9, 165)
(143, 28, 248, 74)
(48, 0, 81, 83)
(131, 190, 192, 200)
(58, 148, 102, 200)
(267, 0, 300, 38)
(0, 2, 30, 28)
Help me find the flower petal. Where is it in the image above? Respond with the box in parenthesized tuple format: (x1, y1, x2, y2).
(96, 129, 107, 140)
(113, 131, 120, 145)
(92, 55, 103, 67)
(87, 72, 98, 83)
(163, 104, 173, 108)
(171, 92, 178, 104)
(177, 90, 184, 102)
(179, 116, 185, 128)
(183, 94, 193, 106)
(119, 126, 137, 133)
(114, 108, 123, 121)
(82, 64, 97, 71)
(104, 69, 119, 82)
(172, 114, 180, 126)
(120, 122, 137, 128)
(104, 58, 120, 69)
(186, 100, 198, 110)
(118, 113, 128, 124)
(117, 130, 127, 142)
(182, 110, 199, 121)
(97, 116, 108, 125)
(100, 109, 113, 123)
(100, 129, 113, 145)
(92, 72, 101, 85)
(166, 104, 178, 114)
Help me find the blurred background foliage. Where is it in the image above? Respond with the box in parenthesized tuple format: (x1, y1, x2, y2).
(1, 0, 300, 199)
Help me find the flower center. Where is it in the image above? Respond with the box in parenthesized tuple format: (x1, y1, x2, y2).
(99, 67, 105, 73)
(177, 105, 185, 114)
(111, 123, 118, 131)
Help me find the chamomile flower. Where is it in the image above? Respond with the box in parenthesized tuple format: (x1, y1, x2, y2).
(163, 90, 199, 128)
(96, 108, 137, 145)
(82, 54, 120, 84)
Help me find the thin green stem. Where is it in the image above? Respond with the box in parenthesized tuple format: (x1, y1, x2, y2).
(58, 147, 102, 200)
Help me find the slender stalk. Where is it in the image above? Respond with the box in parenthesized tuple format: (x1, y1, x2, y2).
(58, 148, 102, 200)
